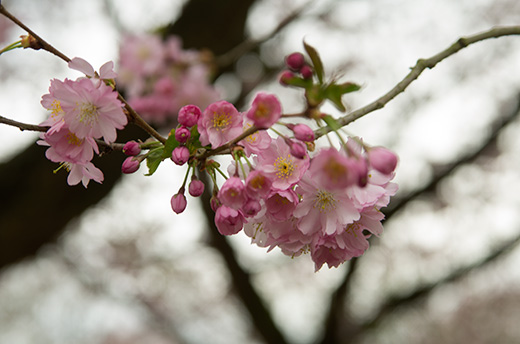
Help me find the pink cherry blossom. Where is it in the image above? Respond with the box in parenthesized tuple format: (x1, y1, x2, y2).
(40, 78, 75, 134)
(256, 137, 309, 191)
(40, 127, 98, 165)
(245, 170, 273, 199)
(245, 92, 282, 129)
(55, 78, 127, 143)
(215, 205, 245, 235)
(293, 171, 360, 236)
(240, 118, 272, 157)
(218, 176, 246, 210)
(265, 189, 299, 222)
(198, 100, 243, 148)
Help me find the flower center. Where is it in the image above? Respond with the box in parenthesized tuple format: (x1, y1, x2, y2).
(314, 190, 337, 213)
(66, 132, 83, 146)
(212, 112, 230, 131)
(274, 156, 295, 179)
(254, 103, 270, 119)
(78, 103, 99, 126)
(324, 159, 348, 181)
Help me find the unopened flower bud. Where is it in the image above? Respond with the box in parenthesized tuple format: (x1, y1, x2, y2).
(171, 146, 190, 165)
(300, 65, 313, 79)
(175, 126, 191, 144)
(279, 70, 296, 86)
(178, 105, 201, 127)
(285, 52, 305, 71)
(123, 141, 141, 156)
(368, 147, 398, 175)
(292, 123, 315, 142)
(210, 195, 221, 212)
(188, 178, 205, 197)
(287, 139, 307, 159)
(171, 192, 187, 214)
(121, 157, 140, 174)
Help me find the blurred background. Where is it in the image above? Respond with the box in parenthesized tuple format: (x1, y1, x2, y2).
(1, 0, 520, 343)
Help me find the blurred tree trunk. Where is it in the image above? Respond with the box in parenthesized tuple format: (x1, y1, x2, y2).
(0, 0, 257, 270)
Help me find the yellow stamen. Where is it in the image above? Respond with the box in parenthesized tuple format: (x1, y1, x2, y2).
(313, 190, 337, 213)
(274, 156, 295, 180)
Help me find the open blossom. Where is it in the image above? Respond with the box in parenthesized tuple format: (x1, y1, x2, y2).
(218, 177, 246, 209)
(240, 118, 272, 157)
(39, 127, 98, 165)
(246, 92, 282, 129)
(53, 78, 127, 143)
(198, 100, 243, 148)
(40, 78, 74, 134)
(256, 137, 309, 190)
(293, 171, 360, 236)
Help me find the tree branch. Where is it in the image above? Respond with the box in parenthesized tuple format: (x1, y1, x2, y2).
(316, 26, 520, 138)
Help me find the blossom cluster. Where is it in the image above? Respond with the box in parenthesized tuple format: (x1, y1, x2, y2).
(39, 58, 127, 187)
(162, 91, 398, 271)
(116, 34, 220, 124)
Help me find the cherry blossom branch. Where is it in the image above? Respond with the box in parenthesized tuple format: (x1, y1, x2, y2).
(198, 125, 259, 159)
(315, 25, 520, 137)
(0, 114, 126, 152)
(0, 4, 167, 145)
(0, 4, 71, 62)
(0, 115, 49, 132)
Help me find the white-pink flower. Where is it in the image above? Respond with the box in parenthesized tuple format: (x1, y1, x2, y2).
(240, 118, 272, 157)
(246, 92, 282, 129)
(255, 136, 309, 190)
(39, 127, 99, 165)
(293, 171, 360, 236)
(56, 78, 127, 143)
(198, 100, 243, 148)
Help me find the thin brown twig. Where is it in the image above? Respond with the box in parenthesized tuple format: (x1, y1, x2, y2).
(315, 26, 520, 138)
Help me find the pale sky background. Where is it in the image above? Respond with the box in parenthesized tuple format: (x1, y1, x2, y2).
(1, 0, 520, 343)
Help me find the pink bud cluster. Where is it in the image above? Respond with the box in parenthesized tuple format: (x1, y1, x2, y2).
(116, 34, 220, 124)
(171, 92, 398, 270)
(38, 58, 127, 187)
(280, 52, 314, 85)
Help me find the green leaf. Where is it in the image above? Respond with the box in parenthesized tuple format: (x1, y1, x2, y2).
(322, 114, 341, 131)
(324, 82, 361, 112)
(146, 147, 165, 176)
(162, 128, 179, 159)
(337, 82, 361, 94)
(303, 41, 324, 84)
